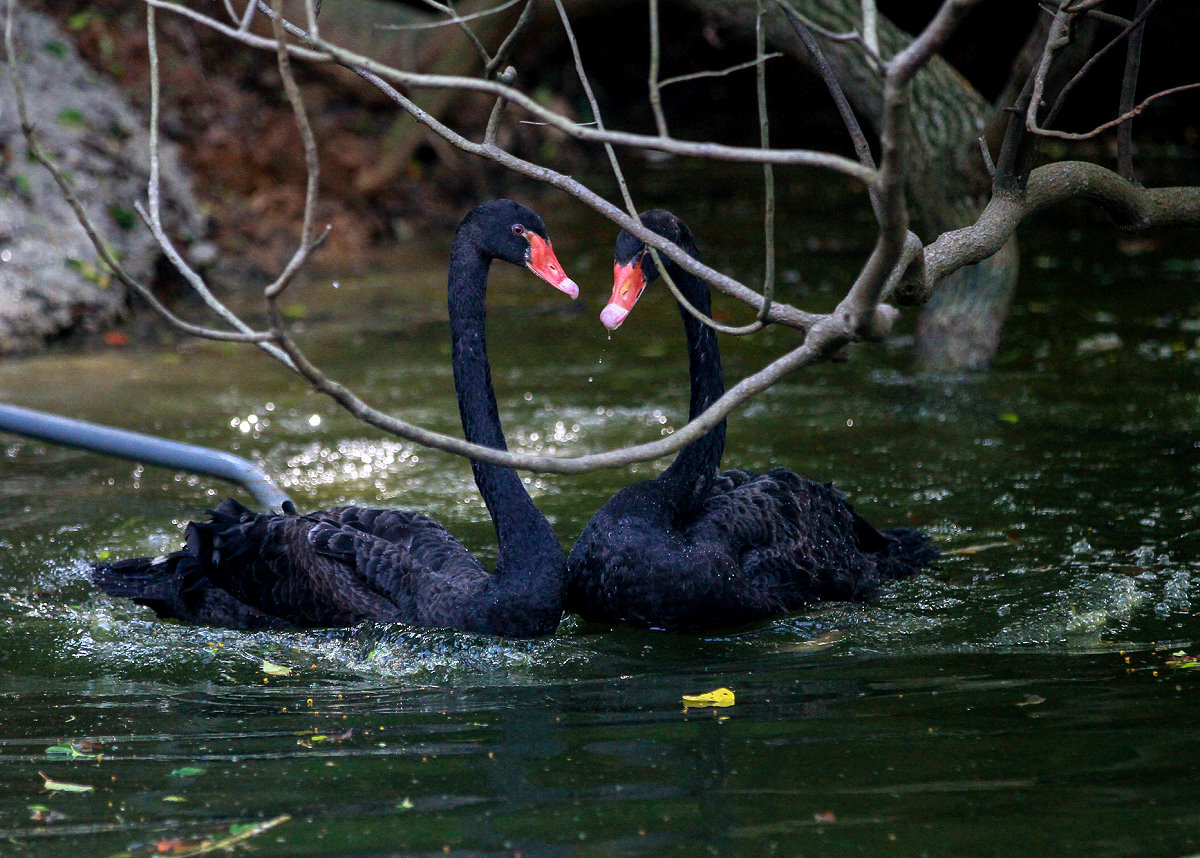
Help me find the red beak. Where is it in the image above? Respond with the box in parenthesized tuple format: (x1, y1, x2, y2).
(525, 233, 579, 299)
(600, 258, 646, 331)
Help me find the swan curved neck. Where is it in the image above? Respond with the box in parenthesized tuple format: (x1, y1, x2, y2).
(447, 239, 555, 564)
(659, 262, 726, 500)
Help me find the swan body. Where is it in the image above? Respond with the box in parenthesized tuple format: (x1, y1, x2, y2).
(566, 210, 936, 631)
(94, 200, 578, 637)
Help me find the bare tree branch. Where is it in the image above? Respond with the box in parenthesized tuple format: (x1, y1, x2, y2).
(902, 161, 1200, 296)
(648, 0, 669, 137)
(1032, 0, 1178, 142)
(3, 1, 276, 347)
(13, 0, 1200, 481)
(149, 0, 878, 181)
(1034, 81, 1200, 143)
(485, 0, 537, 80)
(658, 54, 783, 88)
(755, 0, 776, 326)
(1117, 0, 1149, 178)
(775, 0, 879, 217)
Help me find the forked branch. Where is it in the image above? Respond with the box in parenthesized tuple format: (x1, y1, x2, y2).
(9, 0, 1200, 477)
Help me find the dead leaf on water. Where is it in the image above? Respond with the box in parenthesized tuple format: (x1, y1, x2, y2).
(169, 767, 206, 778)
(147, 814, 291, 856)
(943, 540, 1015, 557)
(38, 772, 93, 793)
(44, 742, 98, 761)
(1165, 652, 1200, 670)
(783, 630, 846, 653)
(682, 687, 735, 708)
(28, 804, 68, 823)
(262, 660, 293, 676)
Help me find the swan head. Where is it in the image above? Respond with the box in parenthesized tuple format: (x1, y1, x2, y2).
(602, 209, 695, 331)
(460, 199, 579, 299)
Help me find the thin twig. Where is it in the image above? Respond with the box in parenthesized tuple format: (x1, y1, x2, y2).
(239, 0, 257, 31)
(1037, 0, 1164, 133)
(143, 5, 295, 363)
(303, 0, 319, 40)
(263, 0, 328, 302)
(771, 0, 861, 43)
(552, 0, 634, 216)
(486, 0, 537, 79)
(445, 0, 491, 67)
(775, 0, 880, 218)
(484, 66, 516, 144)
(171, 0, 879, 183)
(978, 135, 996, 179)
(648, 0, 669, 137)
(379, 0, 523, 34)
(1034, 81, 1200, 141)
(862, 0, 880, 61)
(4, 0, 274, 346)
(755, 0, 775, 326)
(1117, 0, 1149, 178)
(1085, 10, 1134, 28)
(659, 54, 782, 88)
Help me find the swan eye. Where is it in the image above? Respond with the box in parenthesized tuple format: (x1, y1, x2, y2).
(511, 223, 526, 237)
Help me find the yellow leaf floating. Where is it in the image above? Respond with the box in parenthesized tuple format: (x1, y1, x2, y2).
(262, 660, 293, 676)
(682, 687, 735, 708)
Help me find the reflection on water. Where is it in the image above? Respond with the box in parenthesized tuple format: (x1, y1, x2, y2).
(1, 191, 1199, 855)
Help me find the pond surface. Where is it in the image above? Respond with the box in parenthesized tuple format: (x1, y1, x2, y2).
(2, 176, 1199, 856)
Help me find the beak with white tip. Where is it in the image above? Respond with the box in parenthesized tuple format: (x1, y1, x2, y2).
(525, 232, 579, 299)
(601, 258, 647, 331)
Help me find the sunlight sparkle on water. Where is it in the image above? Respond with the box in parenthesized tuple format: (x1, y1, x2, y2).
(230, 412, 267, 435)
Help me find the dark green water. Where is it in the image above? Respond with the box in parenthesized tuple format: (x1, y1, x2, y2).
(1, 189, 1199, 856)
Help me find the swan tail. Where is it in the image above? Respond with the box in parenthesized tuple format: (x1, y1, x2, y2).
(92, 552, 202, 620)
(93, 554, 183, 602)
(92, 498, 293, 630)
(91, 498, 255, 608)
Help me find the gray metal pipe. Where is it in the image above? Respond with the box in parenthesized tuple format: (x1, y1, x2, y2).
(0, 402, 291, 511)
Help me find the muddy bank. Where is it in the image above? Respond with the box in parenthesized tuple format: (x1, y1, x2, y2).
(0, 0, 201, 353)
(2, 1, 581, 353)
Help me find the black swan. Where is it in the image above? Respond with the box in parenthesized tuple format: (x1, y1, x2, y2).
(94, 200, 578, 638)
(565, 209, 936, 631)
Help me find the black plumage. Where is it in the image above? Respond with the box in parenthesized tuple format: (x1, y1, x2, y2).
(565, 210, 937, 631)
(93, 200, 578, 637)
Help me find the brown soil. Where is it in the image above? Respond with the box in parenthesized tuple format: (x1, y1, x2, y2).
(41, 1, 562, 279)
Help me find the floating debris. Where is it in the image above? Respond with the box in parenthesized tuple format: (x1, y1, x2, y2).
(682, 687, 735, 708)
